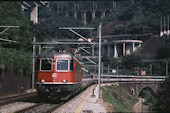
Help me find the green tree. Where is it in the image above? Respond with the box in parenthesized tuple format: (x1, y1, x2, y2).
(102, 55, 119, 68)
(152, 76, 170, 112)
(0, 1, 33, 50)
(157, 38, 170, 59)
(0, 2, 33, 75)
(141, 90, 156, 111)
(122, 53, 143, 69)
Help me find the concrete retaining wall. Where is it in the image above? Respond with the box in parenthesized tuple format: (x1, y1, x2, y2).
(0, 70, 31, 96)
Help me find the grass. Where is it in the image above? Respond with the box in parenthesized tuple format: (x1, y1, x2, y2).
(101, 84, 138, 112)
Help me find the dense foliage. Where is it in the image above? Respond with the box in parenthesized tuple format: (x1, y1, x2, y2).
(140, 90, 156, 111)
(39, 2, 84, 41)
(37, 0, 170, 40)
(0, 1, 33, 75)
(152, 76, 170, 112)
(102, 55, 119, 68)
(0, 1, 33, 50)
(121, 53, 143, 69)
(0, 47, 31, 75)
(103, 0, 170, 35)
(157, 38, 170, 59)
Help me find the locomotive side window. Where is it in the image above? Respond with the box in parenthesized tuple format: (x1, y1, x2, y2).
(70, 60, 73, 71)
(57, 59, 68, 71)
(40, 59, 53, 71)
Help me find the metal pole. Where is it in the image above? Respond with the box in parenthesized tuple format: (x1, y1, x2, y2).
(117, 65, 119, 75)
(168, 16, 169, 36)
(164, 17, 166, 36)
(98, 23, 102, 99)
(119, 80, 121, 99)
(32, 36, 36, 89)
(90, 29, 92, 38)
(57, 1, 59, 14)
(166, 61, 168, 76)
(150, 63, 152, 76)
(117, 65, 119, 83)
(108, 65, 110, 83)
(160, 17, 162, 37)
(141, 74, 143, 113)
(102, 62, 103, 84)
(39, 45, 41, 55)
(92, 45, 94, 56)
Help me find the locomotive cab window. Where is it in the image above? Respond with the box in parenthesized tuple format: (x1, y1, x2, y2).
(56, 59, 69, 71)
(40, 58, 53, 71)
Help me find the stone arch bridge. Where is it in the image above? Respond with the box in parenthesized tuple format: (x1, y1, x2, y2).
(65, 8, 113, 24)
(101, 75, 166, 97)
(120, 82, 160, 97)
(20, 1, 116, 24)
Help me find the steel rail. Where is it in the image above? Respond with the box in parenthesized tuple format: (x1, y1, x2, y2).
(45, 102, 65, 113)
(15, 102, 44, 113)
(0, 92, 37, 106)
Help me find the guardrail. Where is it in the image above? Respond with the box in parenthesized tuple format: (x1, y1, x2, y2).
(93, 75, 167, 83)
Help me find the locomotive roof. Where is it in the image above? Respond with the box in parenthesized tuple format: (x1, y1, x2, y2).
(39, 51, 73, 58)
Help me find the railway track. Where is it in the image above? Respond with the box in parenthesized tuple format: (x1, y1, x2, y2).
(0, 92, 37, 106)
(15, 101, 65, 113)
(0, 86, 94, 113)
(45, 102, 65, 113)
(14, 87, 91, 113)
(14, 102, 44, 113)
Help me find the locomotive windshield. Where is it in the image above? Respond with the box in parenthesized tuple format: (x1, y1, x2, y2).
(40, 58, 53, 71)
(57, 59, 69, 71)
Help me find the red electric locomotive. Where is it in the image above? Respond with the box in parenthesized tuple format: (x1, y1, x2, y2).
(36, 51, 83, 101)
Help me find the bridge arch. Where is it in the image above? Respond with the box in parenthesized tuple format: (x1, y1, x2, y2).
(120, 82, 160, 97)
(105, 9, 112, 16)
(68, 11, 74, 17)
(95, 10, 102, 18)
(77, 11, 82, 20)
(86, 10, 92, 24)
(138, 86, 156, 97)
(136, 84, 158, 97)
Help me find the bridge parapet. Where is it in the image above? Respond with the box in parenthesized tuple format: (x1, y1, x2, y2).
(95, 74, 167, 83)
(96, 74, 167, 97)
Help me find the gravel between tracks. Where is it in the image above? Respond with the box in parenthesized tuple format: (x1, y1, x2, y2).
(52, 85, 93, 113)
(0, 86, 93, 113)
(25, 103, 57, 113)
(0, 102, 36, 113)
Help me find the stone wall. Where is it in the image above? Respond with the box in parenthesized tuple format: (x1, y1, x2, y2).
(0, 70, 31, 96)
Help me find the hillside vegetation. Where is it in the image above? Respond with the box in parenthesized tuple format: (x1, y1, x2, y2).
(0, 1, 169, 79)
(102, 85, 138, 112)
(38, 0, 170, 39)
(0, 2, 33, 75)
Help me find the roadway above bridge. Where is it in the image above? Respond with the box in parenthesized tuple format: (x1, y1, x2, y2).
(102, 39, 143, 58)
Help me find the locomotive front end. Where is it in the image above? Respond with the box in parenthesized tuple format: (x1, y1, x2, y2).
(36, 51, 78, 101)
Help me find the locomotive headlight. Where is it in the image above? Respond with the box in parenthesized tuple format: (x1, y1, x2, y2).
(51, 73, 57, 79)
(41, 79, 45, 82)
(63, 80, 67, 83)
